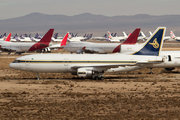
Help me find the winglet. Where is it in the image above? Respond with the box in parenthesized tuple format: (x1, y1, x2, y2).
(122, 28, 140, 44)
(132, 27, 166, 56)
(5, 33, 11, 42)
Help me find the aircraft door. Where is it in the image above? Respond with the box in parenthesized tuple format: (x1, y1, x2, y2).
(163, 55, 172, 62)
(64, 58, 68, 66)
(25, 58, 30, 66)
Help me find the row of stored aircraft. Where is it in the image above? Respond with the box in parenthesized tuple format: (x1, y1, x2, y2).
(1, 29, 179, 43)
(1, 28, 180, 55)
(0, 32, 92, 42)
(8, 27, 180, 80)
(0, 28, 154, 54)
(106, 30, 180, 42)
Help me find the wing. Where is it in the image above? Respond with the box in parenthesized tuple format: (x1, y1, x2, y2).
(71, 60, 163, 72)
(82, 47, 104, 53)
(0, 46, 20, 52)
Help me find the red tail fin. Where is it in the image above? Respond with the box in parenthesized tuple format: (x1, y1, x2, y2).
(29, 29, 54, 52)
(61, 32, 69, 46)
(38, 29, 54, 44)
(5, 33, 11, 42)
(122, 28, 140, 44)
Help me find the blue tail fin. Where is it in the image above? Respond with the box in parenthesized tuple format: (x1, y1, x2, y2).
(132, 27, 166, 56)
(54, 33, 58, 39)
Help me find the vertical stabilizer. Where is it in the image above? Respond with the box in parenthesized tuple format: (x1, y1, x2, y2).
(132, 27, 166, 56)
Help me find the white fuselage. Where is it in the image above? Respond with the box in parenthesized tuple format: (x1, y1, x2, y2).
(68, 37, 84, 42)
(107, 36, 127, 42)
(64, 41, 142, 54)
(0, 41, 36, 52)
(18, 37, 33, 42)
(64, 41, 123, 53)
(9, 53, 163, 74)
(107, 51, 180, 72)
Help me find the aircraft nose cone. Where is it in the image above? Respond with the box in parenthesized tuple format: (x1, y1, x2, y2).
(9, 63, 17, 69)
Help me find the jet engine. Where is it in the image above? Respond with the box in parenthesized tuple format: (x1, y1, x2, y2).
(36, 47, 51, 53)
(76, 67, 105, 80)
(165, 68, 175, 71)
(77, 68, 93, 78)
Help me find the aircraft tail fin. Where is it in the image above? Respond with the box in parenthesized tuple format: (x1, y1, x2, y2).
(19, 34, 24, 39)
(140, 31, 146, 38)
(132, 27, 166, 56)
(13, 33, 18, 39)
(107, 31, 112, 39)
(88, 34, 92, 39)
(5, 33, 11, 42)
(60, 32, 69, 47)
(3, 33, 6, 37)
(170, 31, 176, 39)
(123, 32, 128, 37)
(149, 31, 153, 36)
(29, 29, 54, 51)
(54, 33, 58, 39)
(24, 34, 28, 37)
(113, 33, 117, 37)
(103, 33, 107, 38)
(38, 29, 54, 44)
(122, 28, 140, 44)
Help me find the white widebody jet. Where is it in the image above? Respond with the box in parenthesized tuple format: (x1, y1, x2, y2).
(106, 31, 128, 42)
(67, 33, 85, 42)
(65, 28, 140, 54)
(17, 34, 33, 42)
(10, 27, 165, 80)
(45, 32, 69, 52)
(150, 30, 170, 41)
(0, 29, 54, 54)
(170, 31, 180, 41)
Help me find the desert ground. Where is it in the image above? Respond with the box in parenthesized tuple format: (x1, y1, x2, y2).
(0, 42, 180, 119)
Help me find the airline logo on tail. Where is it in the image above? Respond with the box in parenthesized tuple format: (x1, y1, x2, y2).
(149, 38, 159, 49)
(132, 27, 166, 56)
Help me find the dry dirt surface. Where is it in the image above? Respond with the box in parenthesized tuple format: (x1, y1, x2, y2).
(1, 48, 180, 119)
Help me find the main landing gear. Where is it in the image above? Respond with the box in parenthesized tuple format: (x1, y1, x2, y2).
(92, 72, 104, 80)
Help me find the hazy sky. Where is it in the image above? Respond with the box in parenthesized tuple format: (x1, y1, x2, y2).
(0, 0, 180, 20)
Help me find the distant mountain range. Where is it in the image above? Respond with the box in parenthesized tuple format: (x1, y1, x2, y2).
(0, 12, 180, 36)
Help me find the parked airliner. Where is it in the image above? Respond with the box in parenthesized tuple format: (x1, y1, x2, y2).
(9, 27, 165, 80)
(44, 32, 69, 52)
(64, 28, 140, 54)
(0, 29, 54, 54)
(170, 31, 180, 41)
(106, 31, 128, 42)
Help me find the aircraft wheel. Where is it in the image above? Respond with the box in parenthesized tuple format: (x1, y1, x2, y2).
(94, 76, 99, 80)
(100, 76, 104, 80)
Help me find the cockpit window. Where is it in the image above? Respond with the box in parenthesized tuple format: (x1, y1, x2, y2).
(12, 60, 20, 63)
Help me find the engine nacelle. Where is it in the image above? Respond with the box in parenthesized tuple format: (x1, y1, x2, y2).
(37, 47, 51, 53)
(77, 68, 93, 78)
(165, 68, 175, 71)
(76, 50, 83, 54)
